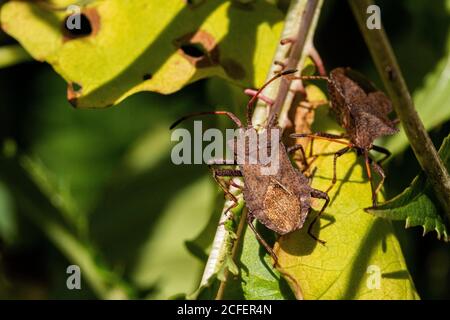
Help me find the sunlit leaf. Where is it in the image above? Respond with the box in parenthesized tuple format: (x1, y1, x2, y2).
(274, 139, 419, 300)
(1, 0, 283, 108)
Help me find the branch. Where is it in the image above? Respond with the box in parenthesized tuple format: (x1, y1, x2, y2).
(349, 0, 450, 219)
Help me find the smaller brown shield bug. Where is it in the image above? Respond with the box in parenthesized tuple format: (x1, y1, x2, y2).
(290, 67, 399, 207)
(171, 70, 330, 264)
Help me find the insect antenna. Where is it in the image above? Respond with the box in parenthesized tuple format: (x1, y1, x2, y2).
(246, 69, 297, 127)
(169, 111, 243, 129)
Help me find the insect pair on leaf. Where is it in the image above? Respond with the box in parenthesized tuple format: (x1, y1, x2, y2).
(170, 67, 399, 265)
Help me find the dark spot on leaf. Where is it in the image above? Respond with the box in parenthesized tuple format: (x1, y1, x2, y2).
(143, 73, 153, 81)
(221, 58, 246, 80)
(67, 82, 82, 107)
(63, 8, 101, 41)
(180, 43, 206, 58)
(174, 30, 219, 68)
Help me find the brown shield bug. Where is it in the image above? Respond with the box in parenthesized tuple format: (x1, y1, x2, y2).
(290, 67, 399, 207)
(170, 70, 330, 263)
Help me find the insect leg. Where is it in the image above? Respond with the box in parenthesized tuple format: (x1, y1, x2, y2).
(287, 144, 309, 169)
(308, 189, 330, 245)
(244, 89, 274, 106)
(371, 145, 391, 164)
(363, 151, 377, 207)
(369, 158, 386, 207)
(247, 214, 279, 266)
(208, 165, 243, 217)
(326, 146, 351, 193)
(246, 69, 297, 127)
(307, 44, 327, 76)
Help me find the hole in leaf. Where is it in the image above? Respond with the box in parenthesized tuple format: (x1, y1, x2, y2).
(143, 73, 153, 81)
(180, 43, 206, 58)
(175, 30, 219, 67)
(63, 13, 93, 37)
(72, 82, 83, 93)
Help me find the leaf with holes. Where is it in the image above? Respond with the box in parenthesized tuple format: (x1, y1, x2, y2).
(367, 134, 450, 242)
(0, 0, 283, 108)
(274, 139, 419, 300)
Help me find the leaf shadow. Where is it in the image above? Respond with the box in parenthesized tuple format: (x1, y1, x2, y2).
(29, 4, 62, 31)
(381, 270, 410, 280)
(278, 213, 336, 256)
(340, 218, 396, 299)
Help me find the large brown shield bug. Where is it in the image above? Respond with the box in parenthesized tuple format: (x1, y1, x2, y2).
(290, 67, 399, 207)
(170, 70, 330, 263)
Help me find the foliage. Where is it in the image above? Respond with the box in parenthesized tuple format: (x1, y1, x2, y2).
(0, 0, 449, 300)
(368, 134, 450, 242)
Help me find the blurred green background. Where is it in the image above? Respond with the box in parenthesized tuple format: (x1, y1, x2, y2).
(0, 0, 449, 299)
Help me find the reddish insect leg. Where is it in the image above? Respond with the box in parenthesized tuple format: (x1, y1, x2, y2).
(307, 44, 327, 76)
(326, 146, 351, 193)
(244, 89, 274, 106)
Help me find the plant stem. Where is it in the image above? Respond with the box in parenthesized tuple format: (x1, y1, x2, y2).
(349, 0, 450, 219)
(268, 0, 321, 127)
(200, 0, 324, 299)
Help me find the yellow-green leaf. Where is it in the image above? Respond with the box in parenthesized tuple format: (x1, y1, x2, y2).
(1, 0, 283, 108)
(367, 134, 450, 242)
(274, 140, 419, 300)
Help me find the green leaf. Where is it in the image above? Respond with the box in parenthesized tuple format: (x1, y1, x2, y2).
(130, 177, 217, 299)
(274, 139, 419, 300)
(367, 134, 450, 242)
(238, 224, 297, 300)
(1, 0, 283, 108)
